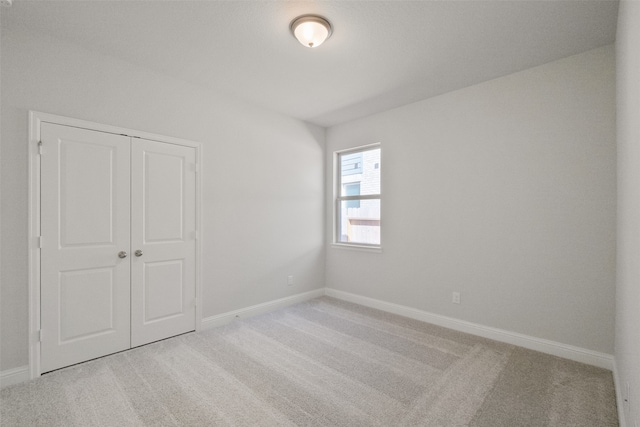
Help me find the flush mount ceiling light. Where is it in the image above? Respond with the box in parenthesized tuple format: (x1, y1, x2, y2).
(290, 15, 333, 48)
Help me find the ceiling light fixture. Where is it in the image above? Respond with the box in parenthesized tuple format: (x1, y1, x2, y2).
(290, 15, 333, 48)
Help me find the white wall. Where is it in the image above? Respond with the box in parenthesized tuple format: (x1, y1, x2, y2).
(0, 25, 325, 371)
(326, 46, 616, 354)
(616, 1, 640, 425)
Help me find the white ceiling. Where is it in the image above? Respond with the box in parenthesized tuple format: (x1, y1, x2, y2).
(3, 0, 619, 127)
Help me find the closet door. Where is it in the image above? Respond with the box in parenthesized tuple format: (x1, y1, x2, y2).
(40, 123, 131, 373)
(130, 139, 197, 347)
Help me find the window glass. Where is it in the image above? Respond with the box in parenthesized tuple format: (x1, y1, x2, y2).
(341, 152, 363, 177)
(336, 146, 381, 246)
(344, 183, 361, 208)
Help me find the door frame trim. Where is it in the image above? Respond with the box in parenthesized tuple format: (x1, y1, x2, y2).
(28, 111, 203, 379)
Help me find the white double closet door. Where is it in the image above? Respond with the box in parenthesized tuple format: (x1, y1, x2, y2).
(40, 123, 197, 373)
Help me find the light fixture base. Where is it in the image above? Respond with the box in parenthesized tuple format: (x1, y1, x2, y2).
(290, 14, 333, 48)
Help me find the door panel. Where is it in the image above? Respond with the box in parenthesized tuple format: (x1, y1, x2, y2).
(143, 260, 184, 322)
(59, 141, 115, 246)
(143, 151, 185, 242)
(131, 139, 196, 347)
(59, 267, 115, 342)
(40, 123, 131, 373)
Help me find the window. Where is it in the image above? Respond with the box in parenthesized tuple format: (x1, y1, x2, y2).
(335, 145, 381, 247)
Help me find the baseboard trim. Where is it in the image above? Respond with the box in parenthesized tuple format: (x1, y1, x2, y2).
(201, 288, 326, 330)
(613, 360, 628, 427)
(325, 288, 614, 370)
(8, 287, 614, 389)
(0, 365, 30, 389)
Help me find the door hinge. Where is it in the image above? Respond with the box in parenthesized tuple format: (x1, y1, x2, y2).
(38, 236, 43, 248)
(38, 330, 43, 342)
(38, 140, 43, 155)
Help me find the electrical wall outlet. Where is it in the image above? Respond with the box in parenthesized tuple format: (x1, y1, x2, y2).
(452, 292, 461, 304)
(287, 275, 294, 286)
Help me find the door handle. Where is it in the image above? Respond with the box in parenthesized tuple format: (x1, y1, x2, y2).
(135, 250, 143, 257)
(118, 251, 128, 259)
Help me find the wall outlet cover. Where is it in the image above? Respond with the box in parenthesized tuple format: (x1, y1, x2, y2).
(452, 292, 461, 304)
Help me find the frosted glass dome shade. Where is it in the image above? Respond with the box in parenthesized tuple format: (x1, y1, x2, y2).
(291, 15, 332, 48)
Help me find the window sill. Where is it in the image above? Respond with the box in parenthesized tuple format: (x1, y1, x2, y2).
(331, 243, 383, 253)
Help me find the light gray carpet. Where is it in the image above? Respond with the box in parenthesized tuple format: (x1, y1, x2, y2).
(1, 296, 618, 426)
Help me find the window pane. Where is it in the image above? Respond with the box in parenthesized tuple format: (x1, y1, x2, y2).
(338, 198, 380, 245)
(344, 183, 361, 208)
(340, 148, 380, 196)
(340, 152, 362, 176)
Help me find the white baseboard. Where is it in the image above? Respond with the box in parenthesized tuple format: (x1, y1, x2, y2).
(613, 360, 628, 427)
(0, 365, 29, 389)
(201, 288, 326, 330)
(325, 288, 614, 370)
(6, 287, 615, 392)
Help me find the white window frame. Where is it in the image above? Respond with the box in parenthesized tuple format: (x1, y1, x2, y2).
(333, 143, 382, 251)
